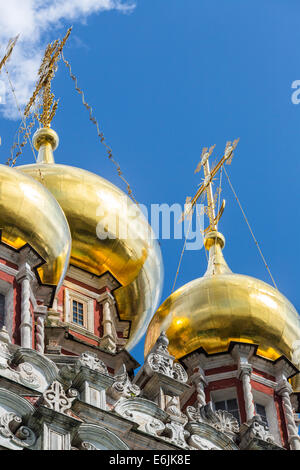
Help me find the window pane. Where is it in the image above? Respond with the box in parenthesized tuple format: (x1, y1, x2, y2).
(230, 410, 240, 423)
(215, 398, 240, 424)
(215, 400, 226, 411)
(255, 404, 266, 417)
(255, 403, 268, 426)
(72, 300, 84, 326)
(227, 398, 238, 411)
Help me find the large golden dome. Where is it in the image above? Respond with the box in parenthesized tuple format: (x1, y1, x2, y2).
(0, 163, 71, 303)
(18, 128, 163, 350)
(144, 231, 300, 362)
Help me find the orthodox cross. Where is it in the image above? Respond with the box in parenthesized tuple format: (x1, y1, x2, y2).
(180, 139, 239, 232)
(24, 27, 72, 127)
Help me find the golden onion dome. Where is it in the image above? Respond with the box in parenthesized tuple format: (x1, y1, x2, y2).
(0, 163, 71, 304)
(18, 127, 163, 350)
(144, 231, 300, 363)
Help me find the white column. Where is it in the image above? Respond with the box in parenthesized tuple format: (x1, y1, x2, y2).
(103, 300, 113, 338)
(34, 306, 47, 354)
(191, 371, 207, 407)
(97, 292, 117, 353)
(276, 379, 300, 450)
(17, 266, 34, 349)
(35, 314, 45, 353)
(239, 363, 255, 421)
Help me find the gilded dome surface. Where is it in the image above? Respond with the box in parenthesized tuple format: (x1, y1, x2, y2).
(18, 131, 163, 350)
(0, 164, 71, 294)
(144, 232, 300, 362)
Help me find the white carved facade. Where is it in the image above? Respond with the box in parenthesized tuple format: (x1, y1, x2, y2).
(0, 323, 298, 451)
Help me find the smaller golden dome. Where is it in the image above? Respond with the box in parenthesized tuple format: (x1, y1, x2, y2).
(145, 231, 300, 362)
(0, 164, 71, 303)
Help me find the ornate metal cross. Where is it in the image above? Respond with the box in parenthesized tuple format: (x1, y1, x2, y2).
(180, 139, 239, 232)
(24, 27, 72, 127)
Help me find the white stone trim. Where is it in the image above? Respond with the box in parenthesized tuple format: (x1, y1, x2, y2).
(64, 280, 99, 300)
(64, 287, 94, 334)
(206, 370, 237, 383)
(252, 373, 277, 390)
(64, 288, 70, 323)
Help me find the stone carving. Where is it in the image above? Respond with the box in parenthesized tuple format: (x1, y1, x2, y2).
(239, 415, 274, 449)
(114, 397, 166, 437)
(247, 416, 274, 443)
(160, 395, 190, 448)
(162, 414, 189, 449)
(80, 441, 97, 450)
(108, 365, 140, 400)
(77, 351, 108, 375)
(189, 434, 220, 450)
(17, 362, 41, 388)
(41, 380, 78, 414)
(165, 396, 183, 418)
(145, 419, 165, 436)
(186, 402, 239, 437)
(147, 354, 188, 383)
(146, 332, 188, 383)
(0, 346, 41, 390)
(213, 409, 239, 435)
(0, 411, 36, 448)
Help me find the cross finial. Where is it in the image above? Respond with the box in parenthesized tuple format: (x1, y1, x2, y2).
(180, 138, 239, 232)
(24, 27, 72, 127)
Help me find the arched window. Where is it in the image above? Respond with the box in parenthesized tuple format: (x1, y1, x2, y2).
(0, 293, 5, 328)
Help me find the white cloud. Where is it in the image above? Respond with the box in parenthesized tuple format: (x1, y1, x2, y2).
(0, 0, 135, 119)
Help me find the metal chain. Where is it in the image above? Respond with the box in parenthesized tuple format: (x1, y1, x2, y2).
(61, 51, 139, 206)
(3, 65, 37, 165)
(171, 205, 195, 293)
(223, 166, 278, 289)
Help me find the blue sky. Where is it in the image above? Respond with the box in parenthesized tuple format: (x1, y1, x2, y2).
(1, 0, 300, 367)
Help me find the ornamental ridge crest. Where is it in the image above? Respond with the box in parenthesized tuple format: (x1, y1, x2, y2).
(77, 351, 108, 375)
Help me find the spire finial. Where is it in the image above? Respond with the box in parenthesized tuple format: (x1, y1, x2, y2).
(32, 127, 59, 164)
(203, 230, 232, 276)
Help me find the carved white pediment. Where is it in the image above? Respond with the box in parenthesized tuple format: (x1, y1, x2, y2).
(186, 421, 239, 451)
(72, 423, 129, 450)
(189, 434, 221, 450)
(0, 388, 36, 450)
(0, 347, 59, 392)
(114, 397, 167, 437)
